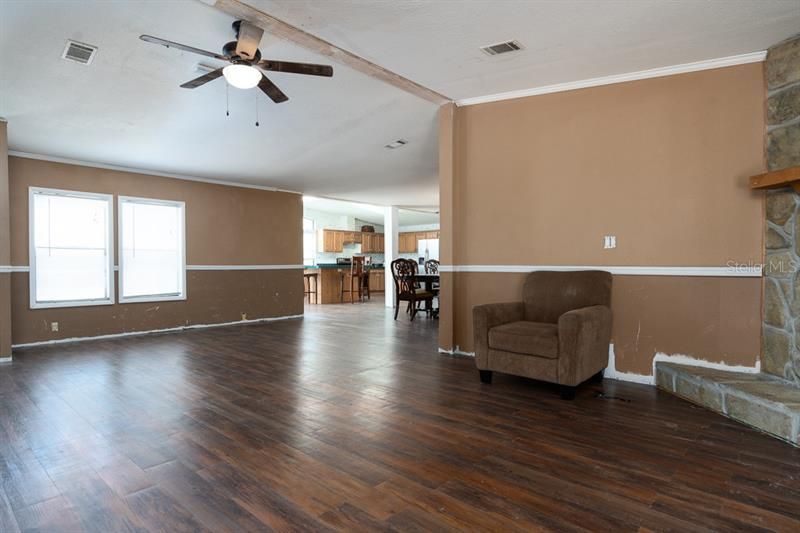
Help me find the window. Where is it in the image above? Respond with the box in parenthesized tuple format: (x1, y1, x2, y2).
(29, 187, 114, 308)
(303, 217, 316, 266)
(119, 197, 186, 303)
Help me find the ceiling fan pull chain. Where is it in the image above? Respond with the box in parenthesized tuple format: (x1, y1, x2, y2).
(255, 92, 260, 127)
(226, 83, 230, 117)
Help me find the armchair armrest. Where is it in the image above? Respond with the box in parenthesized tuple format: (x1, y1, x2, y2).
(472, 302, 524, 369)
(557, 305, 612, 386)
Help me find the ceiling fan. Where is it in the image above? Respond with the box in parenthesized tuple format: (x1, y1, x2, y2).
(139, 20, 333, 103)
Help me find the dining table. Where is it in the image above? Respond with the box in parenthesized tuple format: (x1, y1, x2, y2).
(412, 273, 440, 318)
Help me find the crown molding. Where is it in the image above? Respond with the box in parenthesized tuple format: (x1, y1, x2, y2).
(455, 51, 767, 107)
(7, 151, 302, 195)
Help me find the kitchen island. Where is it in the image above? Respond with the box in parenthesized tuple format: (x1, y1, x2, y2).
(304, 264, 385, 304)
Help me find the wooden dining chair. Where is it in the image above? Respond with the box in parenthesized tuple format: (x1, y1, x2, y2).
(348, 256, 369, 303)
(424, 260, 439, 274)
(390, 258, 434, 321)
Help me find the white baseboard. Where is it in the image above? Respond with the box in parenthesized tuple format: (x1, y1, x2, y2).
(438, 346, 476, 357)
(0, 356, 12, 364)
(438, 343, 757, 385)
(11, 313, 304, 349)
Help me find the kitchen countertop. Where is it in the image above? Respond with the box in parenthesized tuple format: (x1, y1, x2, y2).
(306, 264, 384, 270)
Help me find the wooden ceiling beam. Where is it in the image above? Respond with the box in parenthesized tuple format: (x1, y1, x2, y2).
(211, 0, 451, 105)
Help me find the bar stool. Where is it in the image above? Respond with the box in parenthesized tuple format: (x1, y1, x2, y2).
(340, 257, 369, 303)
(303, 272, 318, 304)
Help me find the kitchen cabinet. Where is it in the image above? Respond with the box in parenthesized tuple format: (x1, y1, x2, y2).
(343, 231, 361, 244)
(368, 269, 385, 292)
(396, 231, 439, 253)
(322, 230, 338, 252)
(322, 229, 384, 253)
(398, 233, 416, 253)
(361, 233, 372, 252)
(333, 231, 345, 251)
(361, 232, 385, 253)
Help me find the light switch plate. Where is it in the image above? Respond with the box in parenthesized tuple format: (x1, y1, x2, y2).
(603, 235, 616, 249)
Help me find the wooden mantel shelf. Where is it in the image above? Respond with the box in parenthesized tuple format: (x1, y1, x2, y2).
(750, 166, 800, 192)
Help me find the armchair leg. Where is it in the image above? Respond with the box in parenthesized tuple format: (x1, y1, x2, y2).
(559, 385, 576, 400)
(479, 370, 493, 384)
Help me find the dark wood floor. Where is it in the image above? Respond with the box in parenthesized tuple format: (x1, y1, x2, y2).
(1, 298, 799, 532)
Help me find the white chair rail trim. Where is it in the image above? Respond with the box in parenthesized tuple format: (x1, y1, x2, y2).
(437, 265, 762, 277)
(1, 265, 305, 273)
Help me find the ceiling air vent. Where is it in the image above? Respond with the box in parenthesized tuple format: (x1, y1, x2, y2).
(62, 40, 97, 65)
(385, 139, 408, 149)
(480, 40, 523, 57)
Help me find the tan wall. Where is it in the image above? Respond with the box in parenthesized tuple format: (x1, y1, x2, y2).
(8, 156, 303, 345)
(0, 121, 10, 357)
(441, 63, 766, 374)
(0, 122, 9, 266)
(448, 272, 761, 374)
(0, 274, 9, 356)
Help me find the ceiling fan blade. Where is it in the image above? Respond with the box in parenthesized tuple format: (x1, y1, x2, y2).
(180, 68, 224, 89)
(140, 35, 228, 61)
(258, 60, 333, 77)
(257, 74, 289, 103)
(234, 21, 264, 61)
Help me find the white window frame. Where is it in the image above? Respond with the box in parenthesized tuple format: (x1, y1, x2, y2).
(28, 186, 115, 309)
(118, 195, 187, 304)
(303, 217, 316, 266)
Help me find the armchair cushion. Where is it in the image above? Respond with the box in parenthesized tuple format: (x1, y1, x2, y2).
(488, 321, 559, 358)
(473, 302, 524, 369)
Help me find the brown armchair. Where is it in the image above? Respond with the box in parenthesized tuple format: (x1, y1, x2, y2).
(473, 270, 612, 399)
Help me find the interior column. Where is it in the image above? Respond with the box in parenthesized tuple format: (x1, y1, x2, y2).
(384, 206, 398, 308)
(438, 103, 456, 352)
(0, 120, 11, 362)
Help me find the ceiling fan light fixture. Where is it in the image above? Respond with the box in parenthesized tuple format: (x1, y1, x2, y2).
(223, 64, 261, 89)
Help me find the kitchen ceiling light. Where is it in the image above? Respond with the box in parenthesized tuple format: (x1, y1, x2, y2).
(223, 64, 262, 89)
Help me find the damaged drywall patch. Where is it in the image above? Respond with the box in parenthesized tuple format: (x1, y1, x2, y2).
(604, 343, 761, 386)
(651, 352, 761, 375)
(603, 344, 655, 385)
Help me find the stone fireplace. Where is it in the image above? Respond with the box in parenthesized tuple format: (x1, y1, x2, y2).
(763, 33, 800, 385)
(656, 33, 800, 446)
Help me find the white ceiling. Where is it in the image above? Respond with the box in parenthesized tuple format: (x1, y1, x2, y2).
(0, 0, 439, 206)
(303, 195, 438, 226)
(253, 0, 800, 100)
(2, 0, 798, 208)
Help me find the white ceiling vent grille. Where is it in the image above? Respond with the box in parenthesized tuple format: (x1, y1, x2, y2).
(62, 40, 97, 65)
(480, 40, 523, 57)
(385, 139, 408, 149)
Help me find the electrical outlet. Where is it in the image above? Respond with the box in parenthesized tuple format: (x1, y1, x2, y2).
(241, 312, 247, 321)
(51, 322, 59, 332)
(603, 235, 616, 249)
